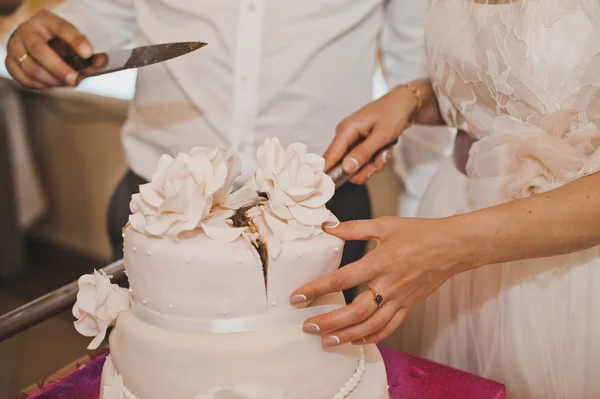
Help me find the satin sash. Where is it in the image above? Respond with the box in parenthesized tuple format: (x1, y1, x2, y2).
(131, 303, 341, 334)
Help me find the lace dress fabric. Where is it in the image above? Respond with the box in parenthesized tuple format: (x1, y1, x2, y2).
(390, 1, 600, 398)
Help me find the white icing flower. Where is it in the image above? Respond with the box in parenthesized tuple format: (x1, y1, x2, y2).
(129, 146, 242, 241)
(73, 270, 131, 350)
(194, 382, 291, 399)
(189, 145, 243, 206)
(253, 138, 334, 227)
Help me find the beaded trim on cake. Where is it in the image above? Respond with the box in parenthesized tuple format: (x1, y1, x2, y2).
(105, 347, 366, 399)
(330, 346, 365, 399)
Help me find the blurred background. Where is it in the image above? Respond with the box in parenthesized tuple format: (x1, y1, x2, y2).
(0, 1, 403, 397)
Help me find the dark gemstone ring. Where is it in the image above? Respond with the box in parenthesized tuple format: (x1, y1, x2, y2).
(368, 286, 384, 307)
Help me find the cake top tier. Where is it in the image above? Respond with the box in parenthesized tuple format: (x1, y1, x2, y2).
(127, 137, 336, 257)
(120, 138, 344, 322)
(72, 139, 344, 349)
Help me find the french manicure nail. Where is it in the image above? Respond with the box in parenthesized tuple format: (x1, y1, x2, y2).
(322, 221, 340, 229)
(79, 44, 93, 58)
(366, 171, 374, 180)
(303, 323, 320, 333)
(352, 337, 367, 345)
(382, 150, 390, 163)
(66, 72, 78, 85)
(342, 158, 359, 173)
(291, 294, 307, 304)
(322, 335, 341, 347)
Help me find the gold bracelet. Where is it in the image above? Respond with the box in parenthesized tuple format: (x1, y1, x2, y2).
(398, 82, 423, 125)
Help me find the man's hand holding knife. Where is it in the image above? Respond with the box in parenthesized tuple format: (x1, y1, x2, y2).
(6, 9, 93, 89)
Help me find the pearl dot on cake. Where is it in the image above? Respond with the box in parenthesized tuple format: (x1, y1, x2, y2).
(142, 299, 147, 305)
(132, 247, 137, 252)
(334, 247, 339, 253)
(168, 304, 173, 309)
(147, 251, 151, 256)
(128, 288, 133, 293)
(122, 233, 126, 238)
(222, 310, 228, 316)
(272, 301, 277, 307)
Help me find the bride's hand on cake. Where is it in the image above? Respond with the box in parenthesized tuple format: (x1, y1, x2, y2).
(323, 79, 438, 185)
(291, 217, 476, 347)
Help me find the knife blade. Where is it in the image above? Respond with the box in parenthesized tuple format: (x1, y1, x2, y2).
(49, 39, 207, 78)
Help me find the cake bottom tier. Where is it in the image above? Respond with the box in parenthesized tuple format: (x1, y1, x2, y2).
(101, 343, 388, 399)
(103, 307, 388, 398)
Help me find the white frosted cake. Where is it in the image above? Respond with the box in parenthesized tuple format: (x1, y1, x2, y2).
(72, 138, 388, 399)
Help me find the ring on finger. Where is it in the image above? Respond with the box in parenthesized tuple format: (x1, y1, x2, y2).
(367, 286, 384, 307)
(17, 52, 29, 66)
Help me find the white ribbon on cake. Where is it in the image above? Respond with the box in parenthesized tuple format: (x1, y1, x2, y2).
(131, 303, 341, 334)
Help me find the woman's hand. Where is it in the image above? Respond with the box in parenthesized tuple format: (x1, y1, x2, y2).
(6, 10, 92, 89)
(290, 217, 476, 347)
(323, 79, 436, 185)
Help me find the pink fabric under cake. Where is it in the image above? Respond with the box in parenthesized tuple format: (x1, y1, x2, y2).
(19, 346, 506, 399)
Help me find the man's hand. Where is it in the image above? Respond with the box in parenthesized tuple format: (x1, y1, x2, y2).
(5, 9, 93, 89)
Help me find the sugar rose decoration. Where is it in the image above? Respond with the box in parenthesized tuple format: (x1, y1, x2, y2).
(72, 270, 131, 350)
(129, 146, 242, 241)
(253, 138, 334, 227)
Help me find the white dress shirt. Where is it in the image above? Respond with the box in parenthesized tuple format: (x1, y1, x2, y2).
(53, 0, 430, 183)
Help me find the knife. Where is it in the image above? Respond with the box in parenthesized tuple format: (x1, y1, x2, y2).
(49, 38, 207, 78)
(326, 137, 399, 189)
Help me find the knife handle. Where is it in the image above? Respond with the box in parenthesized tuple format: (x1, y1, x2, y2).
(326, 138, 399, 188)
(48, 37, 92, 71)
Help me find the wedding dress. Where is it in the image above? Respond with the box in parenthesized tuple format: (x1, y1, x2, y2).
(390, 1, 600, 398)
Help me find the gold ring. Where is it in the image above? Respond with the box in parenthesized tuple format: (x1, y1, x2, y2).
(368, 286, 384, 307)
(17, 52, 29, 65)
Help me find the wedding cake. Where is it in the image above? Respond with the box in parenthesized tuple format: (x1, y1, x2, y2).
(72, 138, 389, 399)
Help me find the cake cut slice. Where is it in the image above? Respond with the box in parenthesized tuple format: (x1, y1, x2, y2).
(231, 204, 269, 289)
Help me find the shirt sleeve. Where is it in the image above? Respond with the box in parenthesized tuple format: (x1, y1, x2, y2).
(380, 0, 428, 86)
(52, 0, 137, 51)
